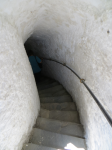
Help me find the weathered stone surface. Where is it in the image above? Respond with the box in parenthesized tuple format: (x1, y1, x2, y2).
(39, 85, 64, 94)
(39, 109, 80, 123)
(38, 82, 59, 91)
(36, 117, 84, 138)
(40, 95, 73, 103)
(41, 102, 77, 111)
(30, 128, 86, 149)
(23, 143, 57, 150)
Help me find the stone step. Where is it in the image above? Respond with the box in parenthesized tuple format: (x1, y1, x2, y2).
(30, 128, 86, 149)
(41, 102, 77, 111)
(37, 79, 54, 86)
(39, 88, 66, 96)
(53, 90, 68, 96)
(36, 117, 84, 138)
(38, 82, 59, 91)
(40, 90, 68, 98)
(39, 85, 64, 94)
(39, 109, 80, 123)
(40, 95, 73, 103)
(23, 143, 57, 150)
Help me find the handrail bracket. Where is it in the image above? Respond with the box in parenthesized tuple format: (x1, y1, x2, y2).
(80, 79, 85, 83)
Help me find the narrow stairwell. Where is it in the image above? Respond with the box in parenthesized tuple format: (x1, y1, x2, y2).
(23, 76, 86, 150)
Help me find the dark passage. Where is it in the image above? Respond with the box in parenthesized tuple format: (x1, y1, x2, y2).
(24, 43, 43, 84)
(23, 41, 86, 150)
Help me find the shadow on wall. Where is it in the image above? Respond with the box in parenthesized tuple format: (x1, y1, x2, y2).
(24, 43, 43, 86)
(24, 33, 53, 58)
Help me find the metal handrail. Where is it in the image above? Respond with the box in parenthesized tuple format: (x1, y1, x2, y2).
(42, 57, 112, 127)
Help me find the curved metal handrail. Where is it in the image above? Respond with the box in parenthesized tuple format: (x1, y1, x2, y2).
(42, 57, 112, 127)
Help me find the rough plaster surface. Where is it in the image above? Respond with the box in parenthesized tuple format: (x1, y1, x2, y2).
(0, 19, 40, 150)
(0, 0, 112, 150)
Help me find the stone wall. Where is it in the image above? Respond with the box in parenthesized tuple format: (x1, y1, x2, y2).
(0, 19, 40, 150)
(0, 0, 112, 149)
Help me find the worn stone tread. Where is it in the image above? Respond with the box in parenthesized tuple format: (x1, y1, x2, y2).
(36, 117, 84, 138)
(22, 76, 86, 150)
(38, 82, 59, 91)
(39, 88, 66, 96)
(23, 143, 57, 150)
(39, 109, 80, 123)
(39, 85, 64, 94)
(30, 128, 86, 149)
(40, 95, 73, 103)
(40, 90, 68, 97)
(41, 102, 77, 111)
(37, 79, 55, 86)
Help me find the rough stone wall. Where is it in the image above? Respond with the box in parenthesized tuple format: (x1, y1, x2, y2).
(26, 1, 112, 150)
(0, 0, 112, 150)
(0, 19, 40, 150)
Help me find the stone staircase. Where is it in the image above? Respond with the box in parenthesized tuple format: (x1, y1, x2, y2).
(23, 77, 86, 150)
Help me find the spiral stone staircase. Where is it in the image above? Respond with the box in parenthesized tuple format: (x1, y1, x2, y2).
(23, 76, 86, 150)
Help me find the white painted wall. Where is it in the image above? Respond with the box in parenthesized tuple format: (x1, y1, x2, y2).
(0, 18, 40, 150)
(0, 0, 112, 150)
